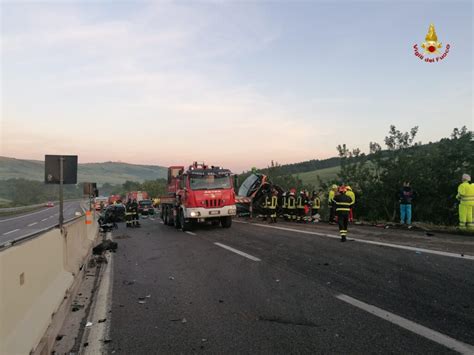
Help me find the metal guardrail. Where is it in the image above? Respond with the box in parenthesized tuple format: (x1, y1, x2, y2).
(0, 201, 90, 250)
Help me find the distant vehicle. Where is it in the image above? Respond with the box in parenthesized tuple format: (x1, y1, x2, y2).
(45, 201, 54, 207)
(94, 196, 108, 211)
(160, 162, 236, 231)
(108, 194, 122, 205)
(125, 191, 149, 204)
(138, 199, 154, 215)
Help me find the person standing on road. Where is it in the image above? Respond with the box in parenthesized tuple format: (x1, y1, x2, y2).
(287, 189, 297, 221)
(268, 190, 278, 223)
(125, 200, 133, 228)
(328, 184, 338, 224)
(346, 186, 355, 223)
(457, 174, 474, 230)
(311, 190, 321, 223)
(262, 190, 271, 221)
(281, 191, 288, 220)
(131, 199, 140, 227)
(296, 191, 306, 223)
(333, 186, 353, 242)
(399, 181, 416, 226)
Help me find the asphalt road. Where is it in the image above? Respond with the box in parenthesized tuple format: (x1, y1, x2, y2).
(107, 218, 474, 354)
(0, 200, 84, 245)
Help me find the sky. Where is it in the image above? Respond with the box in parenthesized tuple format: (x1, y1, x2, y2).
(1, 0, 472, 173)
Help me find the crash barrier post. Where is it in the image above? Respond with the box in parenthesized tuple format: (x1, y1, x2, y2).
(85, 210, 92, 225)
(0, 215, 98, 355)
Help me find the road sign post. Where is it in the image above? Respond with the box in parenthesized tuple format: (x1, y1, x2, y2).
(59, 157, 64, 229)
(45, 155, 78, 230)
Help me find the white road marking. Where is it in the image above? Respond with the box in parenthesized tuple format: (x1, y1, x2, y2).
(41, 218, 48, 221)
(185, 231, 196, 236)
(0, 206, 53, 223)
(214, 242, 261, 262)
(3, 229, 20, 235)
(336, 294, 474, 354)
(27, 222, 38, 227)
(239, 222, 474, 261)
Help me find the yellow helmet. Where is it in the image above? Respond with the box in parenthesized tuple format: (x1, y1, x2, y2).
(346, 185, 352, 191)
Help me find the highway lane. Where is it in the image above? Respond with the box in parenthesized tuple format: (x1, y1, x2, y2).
(0, 200, 85, 245)
(106, 218, 474, 354)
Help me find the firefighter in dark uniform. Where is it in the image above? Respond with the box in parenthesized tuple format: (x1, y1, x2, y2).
(333, 186, 353, 242)
(281, 191, 288, 219)
(125, 200, 133, 228)
(311, 190, 321, 223)
(287, 189, 297, 221)
(131, 199, 140, 227)
(296, 191, 306, 222)
(261, 190, 270, 221)
(268, 190, 278, 223)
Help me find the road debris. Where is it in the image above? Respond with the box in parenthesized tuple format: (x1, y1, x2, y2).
(181, 318, 187, 324)
(93, 240, 118, 255)
(169, 276, 175, 280)
(98, 318, 107, 323)
(86, 321, 93, 327)
(122, 280, 135, 286)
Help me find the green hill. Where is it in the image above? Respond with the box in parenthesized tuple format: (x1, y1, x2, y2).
(0, 156, 167, 185)
(294, 165, 340, 188)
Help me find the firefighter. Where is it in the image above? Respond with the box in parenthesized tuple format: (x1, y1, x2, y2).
(281, 191, 288, 219)
(262, 190, 271, 221)
(296, 191, 306, 222)
(131, 199, 140, 227)
(311, 190, 321, 223)
(268, 190, 278, 223)
(287, 189, 297, 221)
(346, 186, 355, 223)
(328, 184, 338, 224)
(125, 200, 133, 228)
(457, 174, 474, 230)
(333, 186, 353, 242)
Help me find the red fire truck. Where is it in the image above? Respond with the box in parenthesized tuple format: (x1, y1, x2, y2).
(160, 162, 236, 231)
(125, 191, 149, 203)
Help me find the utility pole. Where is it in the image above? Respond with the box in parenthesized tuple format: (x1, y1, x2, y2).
(59, 156, 64, 229)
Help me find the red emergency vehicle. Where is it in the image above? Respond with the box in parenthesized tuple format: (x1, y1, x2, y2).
(160, 162, 236, 231)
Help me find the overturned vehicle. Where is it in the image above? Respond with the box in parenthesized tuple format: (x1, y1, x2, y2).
(235, 173, 284, 216)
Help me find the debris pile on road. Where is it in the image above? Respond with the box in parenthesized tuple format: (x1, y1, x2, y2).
(93, 240, 118, 255)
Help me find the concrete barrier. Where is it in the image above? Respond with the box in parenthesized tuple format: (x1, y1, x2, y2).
(0, 214, 98, 355)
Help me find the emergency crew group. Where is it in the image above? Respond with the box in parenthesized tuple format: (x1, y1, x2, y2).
(261, 173, 474, 241)
(262, 185, 355, 242)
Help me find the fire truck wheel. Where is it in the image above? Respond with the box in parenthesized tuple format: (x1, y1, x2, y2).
(180, 210, 192, 231)
(221, 216, 232, 228)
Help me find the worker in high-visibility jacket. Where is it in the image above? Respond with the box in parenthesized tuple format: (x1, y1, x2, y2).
(296, 191, 306, 222)
(125, 200, 133, 228)
(346, 186, 355, 223)
(311, 190, 321, 223)
(328, 184, 338, 223)
(281, 191, 288, 219)
(268, 190, 278, 223)
(333, 186, 354, 242)
(457, 174, 474, 230)
(287, 189, 297, 221)
(262, 190, 271, 221)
